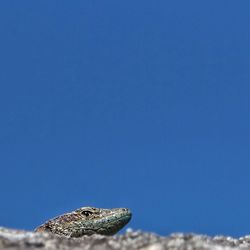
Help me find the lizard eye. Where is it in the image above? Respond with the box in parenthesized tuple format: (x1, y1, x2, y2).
(81, 210, 93, 217)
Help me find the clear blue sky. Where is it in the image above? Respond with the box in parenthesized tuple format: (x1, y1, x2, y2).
(1, 1, 250, 237)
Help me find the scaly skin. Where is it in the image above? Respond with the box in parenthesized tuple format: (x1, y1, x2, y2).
(35, 207, 132, 237)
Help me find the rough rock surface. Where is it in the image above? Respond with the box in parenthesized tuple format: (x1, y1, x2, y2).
(1, 227, 250, 250)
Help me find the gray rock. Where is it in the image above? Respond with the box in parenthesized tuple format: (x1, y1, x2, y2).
(1, 227, 250, 250)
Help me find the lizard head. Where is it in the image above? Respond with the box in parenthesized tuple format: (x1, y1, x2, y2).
(35, 206, 132, 237)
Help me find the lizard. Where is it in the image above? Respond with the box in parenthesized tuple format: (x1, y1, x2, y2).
(35, 206, 132, 238)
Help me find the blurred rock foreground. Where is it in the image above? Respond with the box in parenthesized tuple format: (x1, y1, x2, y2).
(1, 227, 250, 250)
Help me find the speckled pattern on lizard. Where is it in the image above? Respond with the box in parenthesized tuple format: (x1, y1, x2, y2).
(35, 207, 132, 238)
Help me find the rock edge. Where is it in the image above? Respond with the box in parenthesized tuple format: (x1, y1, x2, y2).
(1, 227, 250, 250)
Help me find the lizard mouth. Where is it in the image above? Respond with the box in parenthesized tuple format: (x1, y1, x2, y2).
(94, 209, 132, 235)
(115, 213, 132, 225)
(77, 212, 132, 236)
